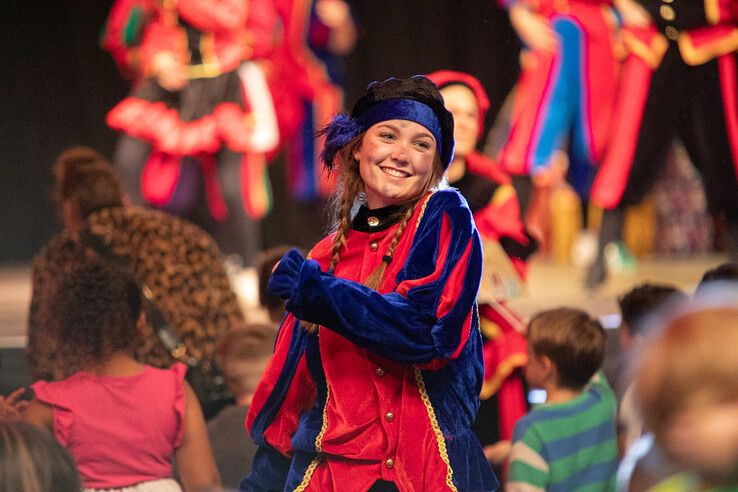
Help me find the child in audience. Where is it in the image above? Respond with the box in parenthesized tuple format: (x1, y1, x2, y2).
(17, 261, 220, 491)
(207, 324, 274, 490)
(695, 262, 738, 296)
(507, 307, 618, 491)
(0, 420, 81, 492)
(617, 284, 686, 453)
(636, 302, 738, 490)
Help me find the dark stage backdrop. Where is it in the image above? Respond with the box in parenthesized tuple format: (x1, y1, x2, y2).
(0, 0, 519, 263)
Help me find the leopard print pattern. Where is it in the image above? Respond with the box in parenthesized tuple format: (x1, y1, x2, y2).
(27, 206, 245, 380)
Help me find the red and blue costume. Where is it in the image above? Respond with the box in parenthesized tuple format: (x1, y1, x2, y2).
(590, 0, 738, 225)
(427, 70, 535, 452)
(459, 154, 533, 450)
(497, 0, 620, 198)
(242, 190, 499, 491)
(265, 0, 346, 202)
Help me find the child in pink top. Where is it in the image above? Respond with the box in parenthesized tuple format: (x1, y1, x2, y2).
(19, 261, 220, 491)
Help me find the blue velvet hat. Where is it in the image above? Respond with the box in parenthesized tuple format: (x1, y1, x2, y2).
(320, 75, 455, 170)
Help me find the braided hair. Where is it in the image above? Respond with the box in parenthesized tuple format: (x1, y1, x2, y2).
(304, 76, 451, 333)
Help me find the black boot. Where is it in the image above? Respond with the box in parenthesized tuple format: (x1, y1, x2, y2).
(585, 208, 624, 289)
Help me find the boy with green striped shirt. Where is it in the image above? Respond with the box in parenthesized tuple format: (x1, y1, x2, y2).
(507, 308, 617, 492)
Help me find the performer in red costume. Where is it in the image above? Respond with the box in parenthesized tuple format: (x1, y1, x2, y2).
(496, 0, 620, 215)
(102, 0, 279, 265)
(587, 0, 738, 287)
(429, 70, 536, 472)
(266, 0, 356, 202)
(241, 76, 499, 491)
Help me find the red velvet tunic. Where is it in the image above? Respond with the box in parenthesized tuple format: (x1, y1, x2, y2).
(244, 190, 498, 491)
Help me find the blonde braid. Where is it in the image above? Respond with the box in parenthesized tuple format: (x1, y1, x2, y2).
(301, 140, 443, 333)
(303, 155, 361, 333)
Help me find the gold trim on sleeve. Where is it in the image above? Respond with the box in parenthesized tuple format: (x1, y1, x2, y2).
(622, 30, 669, 69)
(705, 0, 720, 25)
(678, 29, 738, 66)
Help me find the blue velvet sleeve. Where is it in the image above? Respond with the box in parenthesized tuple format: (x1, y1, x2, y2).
(239, 445, 290, 492)
(285, 191, 483, 364)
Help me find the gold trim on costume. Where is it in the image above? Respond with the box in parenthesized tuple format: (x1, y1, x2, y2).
(413, 367, 458, 491)
(678, 29, 738, 66)
(293, 383, 330, 491)
(414, 191, 435, 233)
(187, 33, 222, 79)
(479, 353, 528, 400)
(293, 458, 321, 492)
(622, 30, 669, 69)
(187, 62, 222, 79)
(480, 317, 501, 340)
(705, 0, 720, 25)
(315, 383, 330, 453)
(490, 184, 516, 208)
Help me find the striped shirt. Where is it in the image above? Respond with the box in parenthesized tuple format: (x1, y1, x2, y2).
(507, 373, 618, 492)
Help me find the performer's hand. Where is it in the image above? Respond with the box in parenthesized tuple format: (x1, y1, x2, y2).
(0, 388, 29, 420)
(614, 0, 652, 27)
(663, 403, 738, 478)
(509, 4, 558, 53)
(315, 0, 350, 29)
(152, 52, 188, 92)
(483, 440, 512, 464)
(267, 248, 307, 300)
(316, 0, 357, 55)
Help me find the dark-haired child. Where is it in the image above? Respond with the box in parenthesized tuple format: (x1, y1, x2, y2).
(19, 261, 220, 491)
(507, 308, 617, 491)
(617, 283, 686, 452)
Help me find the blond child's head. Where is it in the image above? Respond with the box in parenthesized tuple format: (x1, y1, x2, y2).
(637, 306, 738, 458)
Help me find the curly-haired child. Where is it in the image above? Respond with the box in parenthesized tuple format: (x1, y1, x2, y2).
(19, 261, 220, 492)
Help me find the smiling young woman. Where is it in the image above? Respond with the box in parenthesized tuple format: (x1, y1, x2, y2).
(240, 76, 499, 492)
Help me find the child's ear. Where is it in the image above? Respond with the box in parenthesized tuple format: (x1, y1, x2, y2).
(540, 355, 554, 378)
(353, 146, 361, 161)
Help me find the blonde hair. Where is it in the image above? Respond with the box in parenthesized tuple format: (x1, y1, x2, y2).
(303, 132, 444, 332)
(215, 324, 275, 398)
(637, 307, 738, 442)
(0, 420, 81, 492)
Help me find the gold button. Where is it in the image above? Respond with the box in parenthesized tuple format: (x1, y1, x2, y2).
(375, 367, 385, 377)
(660, 5, 675, 21)
(385, 412, 394, 422)
(369, 241, 379, 252)
(662, 0, 673, 3)
(385, 458, 394, 469)
(367, 216, 380, 227)
(665, 25, 679, 40)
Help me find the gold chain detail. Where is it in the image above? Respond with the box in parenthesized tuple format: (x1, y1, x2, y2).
(315, 382, 330, 452)
(413, 367, 458, 491)
(292, 457, 321, 492)
(293, 382, 330, 491)
(295, 191, 435, 491)
(415, 191, 435, 233)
